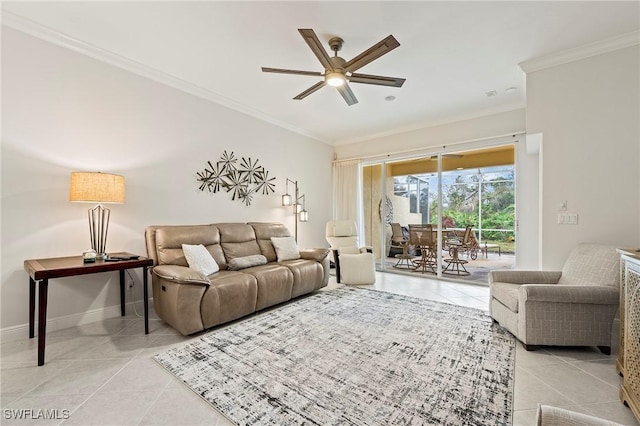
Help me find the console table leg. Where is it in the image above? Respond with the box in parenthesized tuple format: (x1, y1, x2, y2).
(143, 266, 149, 334)
(37, 279, 48, 366)
(29, 277, 35, 338)
(119, 270, 125, 316)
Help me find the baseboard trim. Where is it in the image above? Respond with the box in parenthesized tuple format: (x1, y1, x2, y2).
(0, 299, 152, 343)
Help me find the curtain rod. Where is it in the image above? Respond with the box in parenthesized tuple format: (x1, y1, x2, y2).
(332, 131, 525, 164)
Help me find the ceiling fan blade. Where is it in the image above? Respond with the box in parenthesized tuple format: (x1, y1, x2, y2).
(336, 82, 358, 106)
(343, 35, 400, 73)
(262, 67, 323, 77)
(293, 81, 326, 100)
(298, 29, 333, 70)
(349, 72, 406, 87)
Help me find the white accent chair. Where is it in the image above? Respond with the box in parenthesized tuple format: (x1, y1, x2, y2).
(489, 243, 619, 354)
(325, 220, 376, 285)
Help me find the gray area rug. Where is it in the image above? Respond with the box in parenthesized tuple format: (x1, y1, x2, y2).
(154, 287, 515, 425)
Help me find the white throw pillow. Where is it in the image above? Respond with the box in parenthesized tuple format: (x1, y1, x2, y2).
(182, 244, 220, 276)
(271, 236, 301, 261)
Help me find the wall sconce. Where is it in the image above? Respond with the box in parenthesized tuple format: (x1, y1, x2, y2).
(282, 178, 309, 240)
(69, 171, 125, 259)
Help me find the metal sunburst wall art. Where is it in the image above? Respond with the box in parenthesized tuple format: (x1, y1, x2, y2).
(196, 150, 276, 206)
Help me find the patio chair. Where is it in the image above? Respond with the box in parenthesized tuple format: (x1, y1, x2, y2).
(390, 223, 413, 269)
(443, 225, 473, 275)
(408, 224, 437, 274)
(461, 229, 480, 260)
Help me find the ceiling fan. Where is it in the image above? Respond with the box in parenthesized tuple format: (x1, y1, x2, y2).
(262, 29, 406, 106)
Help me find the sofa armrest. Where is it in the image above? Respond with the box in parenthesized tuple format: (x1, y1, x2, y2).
(520, 284, 619, 305)
(152, 265, 210, 286)
(489, 270, 562, 285)
(299, 248, 329, 262)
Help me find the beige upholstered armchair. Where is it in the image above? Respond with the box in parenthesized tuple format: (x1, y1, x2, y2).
(489, 243, 619, 354)
(325, 220, 375, 285)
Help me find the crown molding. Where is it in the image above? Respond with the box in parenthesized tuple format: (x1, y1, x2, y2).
(519, 30, 640, 74)
(1, 11, 330, 144)
(334, 103, 526, 146)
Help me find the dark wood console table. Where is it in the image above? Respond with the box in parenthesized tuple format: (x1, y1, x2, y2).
(23, 252, 154, 366)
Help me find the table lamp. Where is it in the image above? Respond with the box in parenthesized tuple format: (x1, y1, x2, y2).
(69, 172, 125, 259)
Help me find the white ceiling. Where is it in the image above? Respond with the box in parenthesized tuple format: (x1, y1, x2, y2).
(2, 1, 639, 145)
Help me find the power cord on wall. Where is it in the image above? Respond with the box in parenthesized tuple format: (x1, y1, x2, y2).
(126, 269, 143, 318)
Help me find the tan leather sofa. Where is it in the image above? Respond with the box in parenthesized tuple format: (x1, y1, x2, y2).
(145, 222, 329, 335)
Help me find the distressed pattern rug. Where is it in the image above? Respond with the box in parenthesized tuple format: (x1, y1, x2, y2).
(154, 287, 515, 425)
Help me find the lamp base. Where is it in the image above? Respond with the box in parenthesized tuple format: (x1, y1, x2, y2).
(87, 204, 111, 259)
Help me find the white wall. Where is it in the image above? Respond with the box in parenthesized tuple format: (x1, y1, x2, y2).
(1, 28, 334, 332)
(334, 109, 526, 161)
(526, 46, 640, 269)
(515, 135, 541, 268)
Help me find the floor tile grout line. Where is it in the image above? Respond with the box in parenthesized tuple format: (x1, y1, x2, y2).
(60, 356, 137, 423)
(569, 360, 623, 391)
(517, 359, 624, 409)
(3, 359, 77, 408)
(135, 372, 175, 425)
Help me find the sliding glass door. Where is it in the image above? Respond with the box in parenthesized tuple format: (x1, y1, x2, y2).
(363, 144, 516, 283)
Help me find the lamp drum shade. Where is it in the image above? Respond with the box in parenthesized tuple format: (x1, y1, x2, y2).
(69, 172, 125, 204)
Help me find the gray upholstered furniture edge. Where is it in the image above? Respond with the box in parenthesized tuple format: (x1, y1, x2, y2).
(536, 404, 624, 425)
(489, 243, 619, 353)
(145, 222, 329, 335)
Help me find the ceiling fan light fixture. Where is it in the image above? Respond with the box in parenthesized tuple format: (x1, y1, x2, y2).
(325, 72, 345, 87)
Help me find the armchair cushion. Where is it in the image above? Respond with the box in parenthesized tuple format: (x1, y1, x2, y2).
(557, 243, 619, 287)
(333, 220, 357, 237)
(489, 270, 562, 285)
(339, 252, 376, 285)
(521, 284, 619, 305)
(338, 246, 362, 255)
(491, 282, 520, 312)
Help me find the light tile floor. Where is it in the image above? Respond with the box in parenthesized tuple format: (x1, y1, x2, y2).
(1, 272, 637, 425)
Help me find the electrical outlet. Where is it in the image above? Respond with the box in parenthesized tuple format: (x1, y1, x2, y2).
(128, 280, 134, 289)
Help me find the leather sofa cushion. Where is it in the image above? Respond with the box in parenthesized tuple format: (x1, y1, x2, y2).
(242, 264, 294, 311)
(300, 248, 330, 262)
(201, 271, 258, 328)
(155, 225, 226, 267)
(281, 259, 325, 298)
(250, 222, 292, 262)
(153, 264, 210, 285)
(216, 223, 261, 261)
